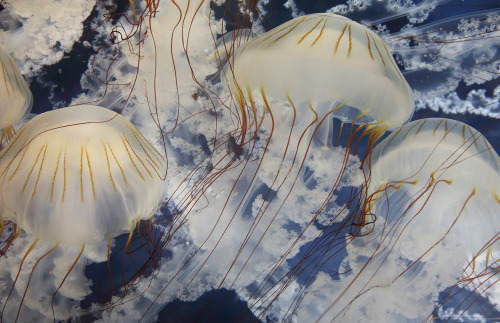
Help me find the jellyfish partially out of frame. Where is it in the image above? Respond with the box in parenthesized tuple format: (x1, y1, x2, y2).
(0, 45, 32, 147)
(294, 118, 500, 322)
(0, 105, 166, 322)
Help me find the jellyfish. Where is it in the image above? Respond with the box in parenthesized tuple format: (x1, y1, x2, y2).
(0, 45, 32, 146)
(0, 105, 167, 321)
(290, 118, 500, 322)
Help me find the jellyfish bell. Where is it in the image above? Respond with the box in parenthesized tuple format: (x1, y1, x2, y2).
(222, 13, 414, 136)
(0, 45, 32, 146)
(364, 117, 500, 251)
(0, 105, 167, 321)
(0, 104, 166, 249)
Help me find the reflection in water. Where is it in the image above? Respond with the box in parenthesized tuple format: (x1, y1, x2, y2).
(0, 0, 499, 322)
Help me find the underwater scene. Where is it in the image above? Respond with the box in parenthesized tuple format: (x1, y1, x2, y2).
(0, 0, 499, 322)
